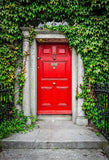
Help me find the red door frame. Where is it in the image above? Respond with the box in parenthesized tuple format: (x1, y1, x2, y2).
(37, 43, 72, 114)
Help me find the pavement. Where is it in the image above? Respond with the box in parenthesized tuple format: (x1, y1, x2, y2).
(0, 120, 109, 160)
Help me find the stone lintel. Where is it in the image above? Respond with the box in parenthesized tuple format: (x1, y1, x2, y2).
(36, 38, 69, 43)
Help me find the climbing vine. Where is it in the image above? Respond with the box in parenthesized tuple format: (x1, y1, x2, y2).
(29, 25, 37, 45)
(0, 0, 109, 130)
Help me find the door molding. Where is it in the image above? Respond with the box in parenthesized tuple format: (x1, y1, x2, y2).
(21, 28, 88, 125)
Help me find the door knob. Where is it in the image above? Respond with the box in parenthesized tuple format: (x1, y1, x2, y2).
(53, 82, 56, 86)
(37, 57, 41, 60)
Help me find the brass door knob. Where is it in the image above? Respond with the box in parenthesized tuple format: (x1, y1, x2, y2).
(53, 82, 56, 86)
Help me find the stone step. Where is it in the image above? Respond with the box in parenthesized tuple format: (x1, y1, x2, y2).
(2, 121, 108, 149)
(3, 140, 107, 149)
(37, 115, 72, 121)
(0, 149, 108, 160)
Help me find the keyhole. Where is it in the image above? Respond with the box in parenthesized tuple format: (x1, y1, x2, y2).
(52, 53, 56, 60)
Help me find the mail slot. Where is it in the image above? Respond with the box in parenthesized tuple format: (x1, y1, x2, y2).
(51, 63, 58, 67)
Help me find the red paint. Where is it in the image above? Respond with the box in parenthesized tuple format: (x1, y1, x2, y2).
(37, 43, 72, 114)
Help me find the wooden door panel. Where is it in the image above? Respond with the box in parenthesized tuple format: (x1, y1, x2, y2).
(43, 62, 66, 78)
(41, 86, 53, 107)
(56, 86, 68, 107)
(37, 43, 72, 114)
(57, 45, 67, 55)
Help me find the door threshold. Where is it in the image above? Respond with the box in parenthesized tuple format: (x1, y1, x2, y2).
(37, 115, 72, 121)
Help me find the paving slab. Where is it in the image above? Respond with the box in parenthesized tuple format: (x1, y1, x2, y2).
(2, 121, 108, 149)
(0, 149, 108, 160)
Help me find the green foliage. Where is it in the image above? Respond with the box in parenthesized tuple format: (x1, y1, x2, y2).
(0, 108, 37, 139)
(29, 25, 37, 45)
(96, 132, 100, 136)
(0, 0, 109, 131)
(0, 83, 14, 124)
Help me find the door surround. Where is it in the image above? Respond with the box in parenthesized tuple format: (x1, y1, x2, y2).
(20, 27, 88, 125)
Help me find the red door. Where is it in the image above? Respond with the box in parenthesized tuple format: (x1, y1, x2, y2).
(37, 43, 72, 114)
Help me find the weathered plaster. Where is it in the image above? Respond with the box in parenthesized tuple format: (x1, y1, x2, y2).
(21, 28, 88, 125)
(22, 32, 30, 116)
(76, 54, 88, 125)
(30, 39, 37, 116)
(72, 48, 78, 123)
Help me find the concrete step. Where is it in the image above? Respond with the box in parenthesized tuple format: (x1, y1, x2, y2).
(37, 115, 72, 121)
(0, 149, 108, 160)
(2, 121, 108, 149)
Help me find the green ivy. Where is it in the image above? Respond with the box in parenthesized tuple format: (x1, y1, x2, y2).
(0, 108, 37, 139)
(0, 0, 109, 130)
(29, 25, 37, 45)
